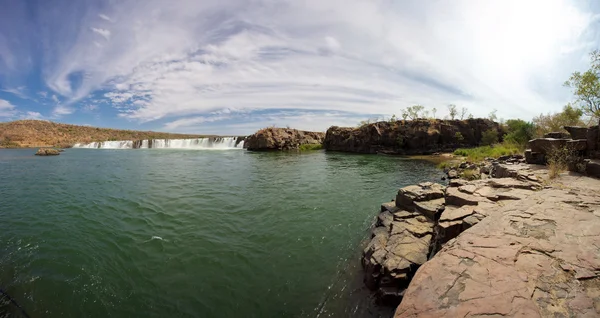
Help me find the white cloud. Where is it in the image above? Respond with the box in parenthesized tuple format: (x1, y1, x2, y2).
(52, 105, 75, 117)
(2, 86, 28, 99)
(51, 94, 59, 103)
(82, 104, 98, 112)
(21, 111, 43, 119)
(91, 27, 111, 40)
(98, 14, 112, 22)
(0, 99, 16, 117)
(3, 0, 597, 131)
(38, 91, 48, 98)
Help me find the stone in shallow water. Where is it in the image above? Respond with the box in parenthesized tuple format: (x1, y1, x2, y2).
(35, 148, 60, 156)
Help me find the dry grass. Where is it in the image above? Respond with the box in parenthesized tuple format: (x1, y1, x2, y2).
(547, 146, 572, 179)
(0, 120, 210, 148)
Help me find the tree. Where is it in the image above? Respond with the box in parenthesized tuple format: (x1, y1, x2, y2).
(400, 108, 409, 120)
(432, 107, 437, 119)
(503, 119, 535, 146)
(533, 104, 585, 136)
(481, 129, 498, 146)
(406, 105, 425, 120)
(488, 109, 498, 121)
(460, 107, 468, 120)
(564, 50, 600, 119)
(448, 104, 458, 120)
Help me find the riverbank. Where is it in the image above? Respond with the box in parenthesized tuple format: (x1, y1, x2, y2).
(362, 155, 600, 316)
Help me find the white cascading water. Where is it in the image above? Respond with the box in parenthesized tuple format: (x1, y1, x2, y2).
(73, 138, 245, 150)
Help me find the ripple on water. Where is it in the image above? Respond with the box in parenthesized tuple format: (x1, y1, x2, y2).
(0, 149, 442, 317)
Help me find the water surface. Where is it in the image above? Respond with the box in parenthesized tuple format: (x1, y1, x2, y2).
(0, 149, 441, 317)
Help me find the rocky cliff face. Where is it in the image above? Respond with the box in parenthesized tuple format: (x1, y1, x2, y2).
(244, 127, 325, 151)
(324, 119, 503, 154)
(362, 159, 600, 317)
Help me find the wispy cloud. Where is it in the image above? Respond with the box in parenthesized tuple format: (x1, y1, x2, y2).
(98, 14, 112, 22)
(91, 27, 111, 40)
(0, 0, 598, 133)
(20, 111, 43, 120)
(2, 86, 29, 99)
(52, 105, 75, 117)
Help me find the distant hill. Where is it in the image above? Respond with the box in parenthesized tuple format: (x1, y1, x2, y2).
(0, 120, 209, 148)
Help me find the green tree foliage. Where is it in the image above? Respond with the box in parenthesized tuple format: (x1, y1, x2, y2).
(564, 50, 600, 119)
(406, 105, 425, 120)
(400, 109, 409, 120)
(454, 132, 464, 142)
(503, 119, 535, 146)
(481, 129, 498, 146)
(448, 104, 458, 120)
(533, 104, 585, 136)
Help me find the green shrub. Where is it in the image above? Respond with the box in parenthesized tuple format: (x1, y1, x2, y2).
(481, 129, 498, 146)
(453, 142, 521, 162)
(454, 132, 464, 142)
(299, 144, 323, 151)
(503, 119, 535, 146)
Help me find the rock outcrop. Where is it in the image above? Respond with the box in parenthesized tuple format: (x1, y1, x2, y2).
(324, 119, 503, 155)
(363, 159, 600, 316)
(244, 128, 325, 151)
(394, 166, 600, 317)
(525, 122, 600, 171)
(362, 159, 544, 306)
(35, 148, 60, 156)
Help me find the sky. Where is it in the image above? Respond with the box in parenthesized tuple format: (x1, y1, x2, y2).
(0, 0, 599, 135)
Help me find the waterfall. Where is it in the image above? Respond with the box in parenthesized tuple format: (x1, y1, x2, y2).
(73, 137, 245, 150)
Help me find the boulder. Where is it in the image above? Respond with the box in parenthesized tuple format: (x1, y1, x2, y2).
(588, 126, 599, 151)
(543, 132, 569, 139)
(528, 138, 567, 154)
(586, 160, 600, 178)
(447, 169, 458, 179)
(35, 148, 60, 156)
(244, 128, 324, 151)
(396, 183, 445, 211)
(564, 126, 589, 140)
(566, 139, 588, 152)
(524, 149, 545, 164)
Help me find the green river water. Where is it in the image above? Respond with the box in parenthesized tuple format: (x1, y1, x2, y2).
(0, 149, 442, 318)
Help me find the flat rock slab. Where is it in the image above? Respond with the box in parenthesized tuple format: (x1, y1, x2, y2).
(395, 173, 600, 318)
(396, 183, 445, 210)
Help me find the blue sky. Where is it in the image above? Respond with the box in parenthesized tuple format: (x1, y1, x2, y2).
(0, 0, 599, 135)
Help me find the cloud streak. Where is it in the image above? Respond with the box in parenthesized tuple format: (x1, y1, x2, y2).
(0, 0, 598, 133)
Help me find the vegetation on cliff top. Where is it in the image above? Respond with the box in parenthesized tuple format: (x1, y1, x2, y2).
(0, 120, 208, 148)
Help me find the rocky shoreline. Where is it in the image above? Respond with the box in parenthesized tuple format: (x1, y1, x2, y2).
(364, 158, 600, 317)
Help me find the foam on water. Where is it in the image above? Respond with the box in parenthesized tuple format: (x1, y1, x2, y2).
(73, 137, 245, 150)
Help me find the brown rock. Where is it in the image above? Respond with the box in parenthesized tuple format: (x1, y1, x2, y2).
(528, 138, 568, 154)
(564, 126, 589, 140)
(244, 127, 324, 151)
(445, 187, 487, 206)
(396, 183, 445, 210)
(394, 172, 600, 318)
(567, 139, 588, 151)
(323, 118, 503, 154)
(35, 148, 60, 156)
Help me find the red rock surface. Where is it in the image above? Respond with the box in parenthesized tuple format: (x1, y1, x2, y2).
(395, 170, 600, 317)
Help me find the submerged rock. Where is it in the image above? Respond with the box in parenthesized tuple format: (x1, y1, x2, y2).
(35, 148, 60, 156)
